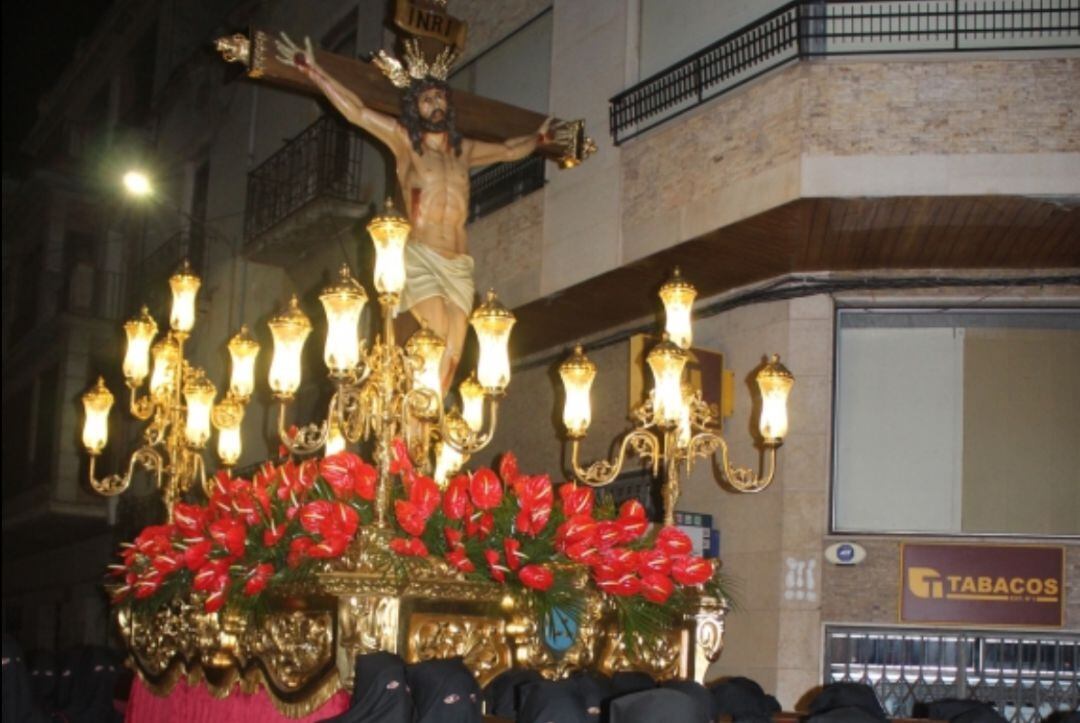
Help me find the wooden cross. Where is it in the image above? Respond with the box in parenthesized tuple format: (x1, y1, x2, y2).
(214, 28, 595, 169)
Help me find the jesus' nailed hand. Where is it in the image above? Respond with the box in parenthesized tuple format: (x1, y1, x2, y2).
(275, 33, 552, 393)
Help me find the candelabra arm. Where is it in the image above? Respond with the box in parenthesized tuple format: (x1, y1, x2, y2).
(443, 397, 499, 456)
(277, 398, 330, 456)
(569, 428, 660, 488)
(128, 385, 155, 420)
(692, 431, 778, 494)
(88, 446, 163, 498)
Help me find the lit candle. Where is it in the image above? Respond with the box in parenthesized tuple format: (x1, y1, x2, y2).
(659, 268, 697, 350)
(368, 198, 410, 296)
(227, 325, 260, 401)
(81, 377, 114, 454)
(647, 335, 688, 427)
(168, 260, 200, 333)
(123, 307, 158, 386)
(183, 369, 216, 447)
(756, 354, 794, 442)
(320, 264, 367, 375)
(470, 290, 515, 394)
(268, 296, 312, 399)
(559, 346, 597, 438)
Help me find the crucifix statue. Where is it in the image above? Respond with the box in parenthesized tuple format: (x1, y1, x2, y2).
(216, 3, 594, 393)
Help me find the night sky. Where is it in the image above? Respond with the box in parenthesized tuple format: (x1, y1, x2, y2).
(2, 0, 114, 174)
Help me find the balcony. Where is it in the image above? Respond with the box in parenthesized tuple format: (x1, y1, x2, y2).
(468, 155, 546, 223)
(611, 0, 1080, 144)
(243, 115, 371, 265)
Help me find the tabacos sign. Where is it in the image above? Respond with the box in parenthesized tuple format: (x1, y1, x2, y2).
(900, 543, 1064, 627)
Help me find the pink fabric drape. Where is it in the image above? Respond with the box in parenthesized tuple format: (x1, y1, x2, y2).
(125, 676, 350, 723)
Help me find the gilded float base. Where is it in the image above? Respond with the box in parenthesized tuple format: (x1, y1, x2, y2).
(118, 530, 727, 718)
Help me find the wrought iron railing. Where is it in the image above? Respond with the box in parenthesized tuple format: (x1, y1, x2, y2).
(610, 0, 1080, 144)
(244, 114, 366, 241)
(825, 626, 1080, 723)
(468, 154, 546, 223)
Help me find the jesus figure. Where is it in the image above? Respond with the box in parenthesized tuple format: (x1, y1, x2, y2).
(276, 35, 551, 393)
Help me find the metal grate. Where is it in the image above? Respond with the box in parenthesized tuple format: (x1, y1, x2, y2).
(243, 114, 366, 241)
(468, 154, 546, 223)
(825, 627, 1080, 723)
(610, 0, 1080, 144)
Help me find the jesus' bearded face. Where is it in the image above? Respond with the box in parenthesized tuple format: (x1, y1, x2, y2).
(417, 88, 448, 124)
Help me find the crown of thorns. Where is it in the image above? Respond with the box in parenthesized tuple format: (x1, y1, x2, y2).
(373, 39, 458, 88)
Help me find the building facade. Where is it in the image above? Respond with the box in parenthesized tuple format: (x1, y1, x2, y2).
(3, 0, 1077, 715)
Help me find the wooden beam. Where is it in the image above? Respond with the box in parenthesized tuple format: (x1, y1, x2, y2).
(217, 29, 589, 163)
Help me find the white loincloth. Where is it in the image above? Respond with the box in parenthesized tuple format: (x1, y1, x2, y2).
(397, 241, 475, 318)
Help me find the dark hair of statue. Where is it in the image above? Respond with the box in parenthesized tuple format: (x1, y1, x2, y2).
(400, 77, 463, 157)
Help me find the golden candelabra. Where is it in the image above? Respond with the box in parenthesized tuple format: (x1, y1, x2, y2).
(81, 261, 260, 521)
(270, 200, 512, 525)
(558, 269, 795, 526)
(83, 201, 512, 525)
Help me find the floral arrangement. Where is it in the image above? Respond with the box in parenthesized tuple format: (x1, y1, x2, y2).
(109, 440, 727, 636)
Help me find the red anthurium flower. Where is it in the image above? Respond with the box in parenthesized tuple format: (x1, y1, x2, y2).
(640, 572, 674, 604)
(209, 517, 247, 558)
(193, 558, 231, 592)
(445, 527, 463, 548)
(637, 549, 672, 577)
(469, 468, 502, 510)
(484, 548, 507, 583)
(442, 475, 470, 520)
(598, 573, 641, 597)
(320, 501, 359, 540)
(173, 503, 207, 537)
(253, 461, 277, 490)
(204, 575, 230, 613)
(564, 540, 600, 566)
(287, 537, 314, 568)
(321, 452, 363, 499)
(558, 483, 594, 517)
(560, 515, 597, 547)
(503, 538, 524, 571)
(395, 500, 428, 537)
(498, 452, 521, 487)
(134, 570, 163, 599)
(518, 564, 554, 591)
(150, 550, 181, 575)
(476, 511, 494, 539)
(590, 560, 624, 584)
(619, 499, 646, 521)
(307, 534, 350, 558)
(671, 556, 714, 586)
(445, 546, 475, 573)
(134, 525, 175, 557)
(262, 524, 286, 547)
(515, 503, 551, 537)
(278, 460, 300, 500)
(617, 515, 649, 543)
(657, 527, 694, 558)
(409, 475, 441, 517)
(518, 475, 553, 510)
(252, 484, 272, 517)
(602, 547, 638, 572)
(210, 469, 231, 497)
(298, 458, 319, 493)
(353, 461, 377, 501)
(242, 563, 274, 596)
(298, 500, 334, 535)
(595, 521, 622, 550)
(389, 438, 414, 476)
(389, 536, 428, 557)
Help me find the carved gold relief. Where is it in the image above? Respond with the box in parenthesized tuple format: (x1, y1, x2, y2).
(245, 611, 334, 692)
(407, 613, 511, 688)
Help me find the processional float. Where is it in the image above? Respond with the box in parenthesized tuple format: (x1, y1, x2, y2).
(81, 2, 792, 716)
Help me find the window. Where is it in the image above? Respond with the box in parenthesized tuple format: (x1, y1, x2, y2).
(832, 308, 1080, 536)
(449, 9, 551, 115)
